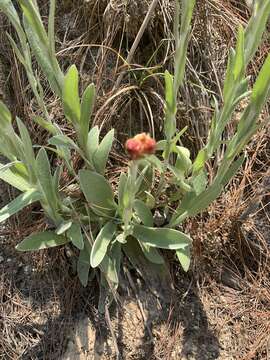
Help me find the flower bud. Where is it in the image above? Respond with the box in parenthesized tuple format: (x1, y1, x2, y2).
(125, 133, 156, 159)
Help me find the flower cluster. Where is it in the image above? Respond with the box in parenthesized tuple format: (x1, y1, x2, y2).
(125, 133, 156, 160)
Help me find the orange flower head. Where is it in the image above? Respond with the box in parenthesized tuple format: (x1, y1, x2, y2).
(125, 133, 156, 160)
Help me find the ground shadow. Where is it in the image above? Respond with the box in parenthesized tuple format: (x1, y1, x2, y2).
(112, 267, 220, 360)
(0, 238, 220, 360)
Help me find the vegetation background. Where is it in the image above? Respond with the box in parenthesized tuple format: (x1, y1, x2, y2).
(0, 0, 269, 359)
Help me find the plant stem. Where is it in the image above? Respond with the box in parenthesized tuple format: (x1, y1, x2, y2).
(156, 141, 171, 197)
(123, 160, 138, 236)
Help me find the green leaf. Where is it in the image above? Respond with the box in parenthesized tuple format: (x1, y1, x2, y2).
(146, 155, 163, 172)
(164, 70, 175, 113)
(193, 149, 207, 175)
(145, 191, 155, 209)
(176, 246, 191, 272)
(110, 241, 122, 280)
(63, 65, 81, 124)
(223, 49, 235, 103)
(0, 189, 41, 223)
(0, 101, 12, 127)
(220, 155, 245, 186)
(86, 125, 100, 162)
(77, 239, 92, 286)
(244, 1, 270, 64)
(133, 199, 153, 226)
(0, 161, 19, 174)
(174, 146, 192, 176)
(90, 221, 117, 267)
(16, 230, 68, 251)
(80, 83, 95, 146)
(34, 116, 58, 135)
(132, 224, 192, 250)
(79, 170, 116, 216)
(36, 148, 58, 211)
(170, 182, 223, 227)
(164, 73, 176, 140)
(123, 239, 172, 299)
(48, 0, 56, 56)
(67, 223, 84, 250)
(136, 161, 154, 194)
(139, 242, 165, 264)
(156, 140, 166, 151)
(99, 241, 122, 289)
(23, 17, 61, 97)
(55, 220, 73, 235)
(192, 170, 208, 195)
(18, 0, 48, 46)
(251, 54, 270, 111)
(16, 118, 36, 181)
(233, 26, 245, 81)
(188, 182, 222, 215)
(115, 233, 126, 244)
(174, 0, 196, 92)
(118, 172, 128, 210)
(100, 253, 119, 284)
(93, 129, 114, 175)
(49, 134, 79, 150)
(0, 163, 31, 191)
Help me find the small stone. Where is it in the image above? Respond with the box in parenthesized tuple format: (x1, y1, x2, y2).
(0, 255, 4, 263)
(153, 210, 166, 226)
(23, 265, 32, 275)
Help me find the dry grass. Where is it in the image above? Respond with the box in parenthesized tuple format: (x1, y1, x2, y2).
(0, 0, 269, 359)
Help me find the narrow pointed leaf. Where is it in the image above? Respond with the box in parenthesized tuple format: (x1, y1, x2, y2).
(67, 223, 84, 250)
(55, 220, 73, 235)
(139, 242, 165, 264)
(133, 199, 153, 227)
(93, 129, 114, 174)
(36, 148, 58, 210)
(80, 83, 95, 146)
(79, 170, 116, 216)
(100, 253, 119, 284)
(18, 0, 48, 45)
(233, 26, 245, 80)
(90, 221, 117, 267)
(118, 172, 128, 210)
(77, 241, 91, 286)
(86, 125, 100, 162)
(220, 155, 245, 186)
(63, 65, 81, 123)
(16, 231, 68, 251)
(0, 189, 41, 223)
(251, 54, 270, 111)
(0, 163, 31, 191)
(0, 101, 12, 127)
(176, 247, 191, 272)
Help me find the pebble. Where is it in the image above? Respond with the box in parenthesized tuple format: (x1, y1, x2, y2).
(23, 265, 32, 275)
